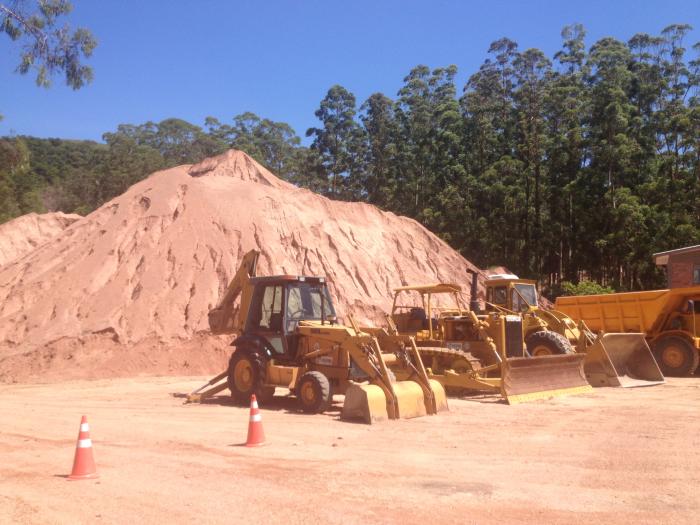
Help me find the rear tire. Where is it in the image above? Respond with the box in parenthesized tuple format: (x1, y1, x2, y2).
(227, 349, 274, 404)
(297, 371, 331, 413)
(525, 330, 573, 356)
(651, 336, 699, 377)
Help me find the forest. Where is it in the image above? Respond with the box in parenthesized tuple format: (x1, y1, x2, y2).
(1, 24, 698, 296)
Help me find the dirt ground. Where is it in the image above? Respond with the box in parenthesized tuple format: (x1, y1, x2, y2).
(1, 377, 698, 525)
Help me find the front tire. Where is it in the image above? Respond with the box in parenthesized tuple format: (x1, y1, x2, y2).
(227, 350, 274, 404)
(652, 336, 699, 376)
(297, 371, 331, 413)
(525, 330, 573, 356)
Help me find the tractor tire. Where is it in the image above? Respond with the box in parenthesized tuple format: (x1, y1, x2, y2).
(651, 336, 699, 377)
(227, 349, 274, 405)
(297, 371, 332, 414)
(525, 330, 574, 357)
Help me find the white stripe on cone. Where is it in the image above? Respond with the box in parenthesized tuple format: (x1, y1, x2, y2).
(251, 400, 259, 409)
(77, 439, 93, 448)
(80, 423, 89, 432)
(250, 414, 262, 422)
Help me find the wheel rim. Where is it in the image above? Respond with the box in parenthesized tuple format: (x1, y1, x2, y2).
(300, 381, 316, 405)
(234, 359, 254, 392)
(662, 345, 685, 369)
(531, 345, 553, 357)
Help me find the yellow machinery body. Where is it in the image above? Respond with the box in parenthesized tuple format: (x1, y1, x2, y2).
(381, 283, 593, 404)
(555, 287, 700, 376)
(484, 276, 666, 385)
(188, 250, 448, 423)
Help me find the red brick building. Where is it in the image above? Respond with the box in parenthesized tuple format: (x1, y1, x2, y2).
(653, 245, 700, 288)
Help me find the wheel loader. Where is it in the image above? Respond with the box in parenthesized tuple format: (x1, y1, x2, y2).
(366, 278, 594, 404)
(483, 274, 664, 387)
(186, 250, 448, 424)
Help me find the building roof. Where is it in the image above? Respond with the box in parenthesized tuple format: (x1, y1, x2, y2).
(653, 245, 700, 266)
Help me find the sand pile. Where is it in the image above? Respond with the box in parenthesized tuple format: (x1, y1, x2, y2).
(0, 212, 81, 267)
(0, 150, 481, 382)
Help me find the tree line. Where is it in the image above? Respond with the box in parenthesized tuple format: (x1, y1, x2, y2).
(1, 24, 699, 296)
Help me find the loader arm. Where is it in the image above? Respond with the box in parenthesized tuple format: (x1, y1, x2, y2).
(341, 316, 447, 422)
(208, 250, 260, 334)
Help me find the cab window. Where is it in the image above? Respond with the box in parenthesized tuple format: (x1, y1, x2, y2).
(257, 285, 283, 332)
(513, 283, 538, 310)
(492, 286, 507, 305)
(511, 289, 529, 312)
(285, 283, 336, 332)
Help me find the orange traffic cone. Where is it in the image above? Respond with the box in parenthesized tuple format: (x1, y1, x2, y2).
(245, 394, 266, 447)
(68, 415, 98, 480)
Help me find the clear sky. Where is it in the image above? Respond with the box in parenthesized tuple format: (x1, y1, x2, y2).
(1, 0, 698, 143)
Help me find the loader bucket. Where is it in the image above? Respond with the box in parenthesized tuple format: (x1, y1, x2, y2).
(501, 354, 593, 405)
(427, 379, 449, 414)
(391, 380, 429, 419)
(342, 384, 388, 424)
(341, 380, 432, 424)
(583, 333, 665, 387)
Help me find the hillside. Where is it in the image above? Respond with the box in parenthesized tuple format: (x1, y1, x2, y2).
(0, 149, 480, 382)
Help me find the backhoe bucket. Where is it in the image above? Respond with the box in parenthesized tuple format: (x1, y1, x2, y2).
(501, 354, 593, 405)
(583, 333, 664, 387)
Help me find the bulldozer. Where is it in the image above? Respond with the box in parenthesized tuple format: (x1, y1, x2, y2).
(186, 250, 448, 424)
(366, 277, 594, 404)
(483, 274, 664, 387)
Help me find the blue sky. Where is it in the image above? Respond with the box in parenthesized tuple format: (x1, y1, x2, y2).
(1, 0, 698, 142)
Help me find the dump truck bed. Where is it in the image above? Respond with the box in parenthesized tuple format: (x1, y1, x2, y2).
(554, 286, 700, 334)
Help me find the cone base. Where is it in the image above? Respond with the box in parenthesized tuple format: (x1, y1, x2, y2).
(68, 472, 99, 481)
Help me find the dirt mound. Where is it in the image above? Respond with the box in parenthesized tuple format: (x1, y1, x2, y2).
(0, 212, 81, 268)
(0, 149, 480, 382)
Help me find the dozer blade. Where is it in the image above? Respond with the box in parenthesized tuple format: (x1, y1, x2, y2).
(583, 333, 665, 387)
(501, 354, 593, 405)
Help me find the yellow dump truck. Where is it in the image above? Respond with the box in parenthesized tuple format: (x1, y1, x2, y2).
(555, 287, 700, 376)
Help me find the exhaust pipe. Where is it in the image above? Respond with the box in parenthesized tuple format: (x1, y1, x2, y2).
(467, 270, 481, 313)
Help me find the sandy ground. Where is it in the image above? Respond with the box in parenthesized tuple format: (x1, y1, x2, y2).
(1, 377, 698, 525)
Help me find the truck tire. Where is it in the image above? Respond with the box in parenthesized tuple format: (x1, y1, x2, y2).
(525, 330, 573, 356)
(651, 336, 699, 377)
(227, 349, 275, 405)
(297, 371, 331, 413)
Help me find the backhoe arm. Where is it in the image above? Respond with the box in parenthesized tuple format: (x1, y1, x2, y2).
(208, 249, 260, 334)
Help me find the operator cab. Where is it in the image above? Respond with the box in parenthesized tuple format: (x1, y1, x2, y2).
(244, 275, 336, 361)
(391, 283, 467, 341)
(485, 275, 539, 313)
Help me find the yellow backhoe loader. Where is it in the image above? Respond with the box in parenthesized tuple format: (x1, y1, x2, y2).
(187, 250, 448, 424)
(483, 274, 664, 387)
(366, 277, 594, 404)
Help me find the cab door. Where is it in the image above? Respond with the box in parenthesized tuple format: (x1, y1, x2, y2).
(249, 284, 287, 357)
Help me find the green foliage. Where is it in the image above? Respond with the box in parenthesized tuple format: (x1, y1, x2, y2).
(560, 280, 615, 296)
(2, 23, 699, 295)
(0, 0, 96, 89)
(306, 85, 366, 197)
